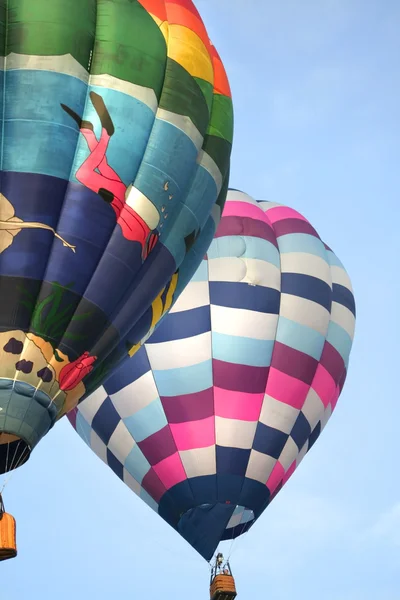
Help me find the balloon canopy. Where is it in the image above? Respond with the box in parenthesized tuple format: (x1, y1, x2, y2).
(70, 189, 356, 561)
(0, 0, 233, 473)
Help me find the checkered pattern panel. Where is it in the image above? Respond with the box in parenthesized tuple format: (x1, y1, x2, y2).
(69, 189, 356, 556)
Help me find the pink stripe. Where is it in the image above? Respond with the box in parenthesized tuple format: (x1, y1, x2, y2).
(266, 368, 310, 409)
(169, 416, 215, 451)
(311, 364, 336, 408)
(266, 206, 309, 224)
(330, 386, 340, 411)
(153, 453, 187, 490)
(282, 461, 296, 484)
(222, 200, 272, 225)
(214, 387, 264, 421)
(266, 461, 285, 494)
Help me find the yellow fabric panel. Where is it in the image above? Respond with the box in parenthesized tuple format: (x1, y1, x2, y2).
(167, 24, 213, 84)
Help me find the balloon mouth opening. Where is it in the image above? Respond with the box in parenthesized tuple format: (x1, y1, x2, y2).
(0, 434, 30, 474)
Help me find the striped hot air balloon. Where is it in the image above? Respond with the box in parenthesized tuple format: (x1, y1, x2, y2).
(0, 0, 233, 474)
(69, 189, 355, 561)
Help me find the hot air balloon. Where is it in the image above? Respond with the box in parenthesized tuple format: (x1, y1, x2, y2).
(0, 0, 233, 490)
(69, 189, 355, 590)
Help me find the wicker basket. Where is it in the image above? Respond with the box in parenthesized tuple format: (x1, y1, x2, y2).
(210, 574, 237, 600)
(0, 511, 17, 561)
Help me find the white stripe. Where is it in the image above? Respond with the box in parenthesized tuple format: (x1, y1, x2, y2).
(211, 305, 279, 340)
(225, 190, 256, 205)
(157, 108, 203, 150)
(90, 430, 108, 463)
(4, 53, 159, 111)
(331, 265, 353, 290)
(77, 386, 108, 425)
(6, 52, 89, 80)
(123, 469, 142, 497)
(259, 395, 299, 434)
(146, 331, 211, 370)
(215, 417, 257, 449)
(245, 449, 276, 483)
(91, 74, 158, 112)
(110, 371, 159, 417)
(301, 388, 325, 431)
(125, 186, 160, 229)
(280, 252, 331, 284)
(169, 281, 210, 313)
(179, 446, 216, 478)
(108, 421, 135, 464)
(259, 201, 283, 212)
(208, 257, 281, 289)
(279, 293, 330, 337)
(278, 436, 299, 471)
(197, 150, 223, 193)
(330, 302, 356, 339)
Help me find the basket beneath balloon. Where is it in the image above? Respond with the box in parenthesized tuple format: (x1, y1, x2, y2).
(0, 511, 17, 561)
(210, 575, 237, 600)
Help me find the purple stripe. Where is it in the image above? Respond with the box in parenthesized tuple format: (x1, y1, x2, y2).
(141, 469, 166, 503)
(271, 342, 319, 385)
(161, 388, 214, 423)
(138, 426, 176, 465)
(213, 359, 269, 393)
(320, 342, 345, 385)
(215, 215, 278, 248)
(273, 218, 320, 238)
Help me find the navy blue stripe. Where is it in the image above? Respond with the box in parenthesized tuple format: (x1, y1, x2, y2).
(209, 281, 280, 313)
(107, 449, 124, 480)
(91, 397, 120, 444)
(281, 273, 332, 312)
(332, 283, 356, 316)
(148, 304, 211, 343)
(105, 346, 151, 394)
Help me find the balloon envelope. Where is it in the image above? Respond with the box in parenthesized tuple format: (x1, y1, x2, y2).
(0, 0, 233, 473)
(69, 189, 356, 560)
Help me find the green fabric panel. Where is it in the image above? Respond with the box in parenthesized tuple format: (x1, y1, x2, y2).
(216, 168, 230, 212)
(160, 58, 210, 137)
(2, 0, 96, 64)
(91, 0, 167, 97)
(208, 94, 234, 143)
(0, 0, 6, 56)
(194, 77, 213, 114)
(202, 134, 232, 179)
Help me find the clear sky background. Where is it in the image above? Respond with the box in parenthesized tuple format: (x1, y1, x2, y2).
(2, 1, 399, 598)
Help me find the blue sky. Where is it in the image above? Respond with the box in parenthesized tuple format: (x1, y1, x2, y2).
(2, 1, 399, 598)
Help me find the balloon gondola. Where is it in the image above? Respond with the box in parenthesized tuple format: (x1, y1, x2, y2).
(70, 189, 356, 593)
(0, 493, 17, 562)
(210, 553, 237, 600)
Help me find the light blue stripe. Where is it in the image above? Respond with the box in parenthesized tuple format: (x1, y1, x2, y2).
(123, 399, 167, 443)
(326, 249, 345, 269)
(140, 488, 159, 511)
(212, 332, 274, 367)
(184, 163, 218, 227)
(276, 317, 326, 360)
(208, 235, 280, 268)
(190, 259, 209, 282)
(124, 444, 152, 484)
(73, 84, 155, 185)
(326, 321, 353, 366)
(76, 412, 92, 447)
(2, 71, 155, 182)
(153, 359, 213, 396)
(277, 233, 328, 260)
